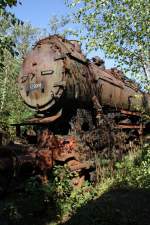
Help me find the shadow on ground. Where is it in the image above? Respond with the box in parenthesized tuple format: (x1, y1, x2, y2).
(1, 185, 150, 225)
(61, 186, 150, 225)
(0, 191, 57, 225)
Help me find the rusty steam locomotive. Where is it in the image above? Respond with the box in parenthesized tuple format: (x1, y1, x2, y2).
(18, 35, 150, 132)
(2, 35, 148, 186)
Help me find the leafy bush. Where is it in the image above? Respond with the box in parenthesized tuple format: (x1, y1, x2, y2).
(115, 144, 150, 188)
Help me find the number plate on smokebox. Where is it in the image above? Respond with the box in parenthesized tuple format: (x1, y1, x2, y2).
(29, 83, 42, 91)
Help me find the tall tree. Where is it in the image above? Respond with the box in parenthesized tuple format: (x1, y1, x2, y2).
(0, 0, 17, 8)
(0, 14, 40, 130)
(66, 0, 150, 87)
(49, 15, 78, 38)
(0, 0, 22, 68)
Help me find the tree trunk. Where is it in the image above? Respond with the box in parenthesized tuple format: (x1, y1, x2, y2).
(0, 67, 8, 112)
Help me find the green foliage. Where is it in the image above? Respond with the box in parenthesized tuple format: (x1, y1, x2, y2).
(0, 0, 18, 8)
(66, 182, 96, 210)
(0, 15, 40, 133)
(115, 144, 150, 188)
(49, 15, 70, 34)
(22, 166, 74, 220)
(25, 176, 54, 212)
(2, 201, 22, 223)
(23, 165, 96, 220)
(67, 0, 150, 86)
(49, 15, 78, 38)
(0, 1, 22, 64)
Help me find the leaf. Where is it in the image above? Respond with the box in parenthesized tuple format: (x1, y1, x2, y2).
(68, 0, 150, 86)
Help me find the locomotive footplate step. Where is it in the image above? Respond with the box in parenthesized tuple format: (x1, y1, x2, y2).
(116, 124, 145, 129)
(120, 110, 141, 116)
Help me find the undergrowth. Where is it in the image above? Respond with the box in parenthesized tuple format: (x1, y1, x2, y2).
(51, 143, 150, 222)
(114, 144, 150, 188)
(46, 143, 150, 223)
(0, 144, 150, 225)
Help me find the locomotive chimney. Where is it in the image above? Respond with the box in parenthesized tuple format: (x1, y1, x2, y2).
(92, 56, 105, 69)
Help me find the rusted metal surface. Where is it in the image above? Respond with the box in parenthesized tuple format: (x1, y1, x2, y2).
(90, 63, 144, 112)
(18, 36, 65, 111)
(120, 110, 141, 116)
(18, 35, 150, 118)
(0, 130, 94, 191)
(26, 109, 62, 124)
(67, 160, 91, 172)
(116, 124, 145, 129)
